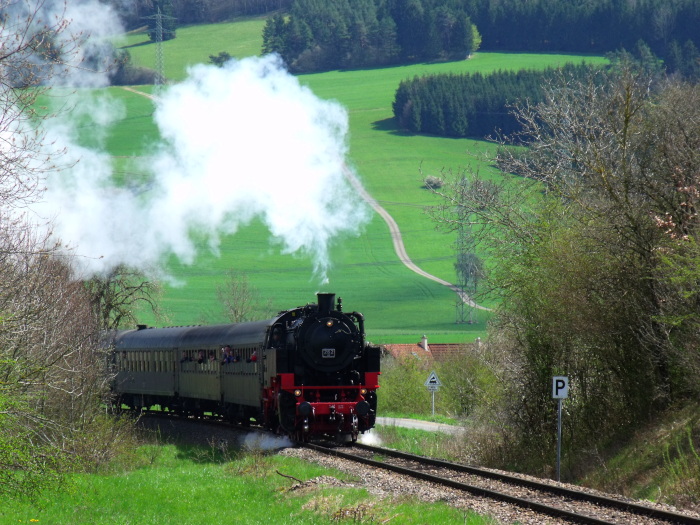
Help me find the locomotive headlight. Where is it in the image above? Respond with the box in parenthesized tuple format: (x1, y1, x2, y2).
(294, 389, 302, 397)
(360, 388, 368, 395)
(326, 320, 334, 327)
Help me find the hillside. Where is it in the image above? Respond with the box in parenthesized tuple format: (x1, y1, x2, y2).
(110, 18, 607, 343)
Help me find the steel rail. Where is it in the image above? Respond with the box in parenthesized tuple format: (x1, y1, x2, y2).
(352, 443, 700, 524)
(305, 442, 700, 525)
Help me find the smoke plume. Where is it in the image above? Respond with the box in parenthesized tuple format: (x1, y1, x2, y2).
(20, 4, 369, 283)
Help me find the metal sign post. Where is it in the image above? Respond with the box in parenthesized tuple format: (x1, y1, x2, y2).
(552, 376, 569, 482)
(424, 371, 442, 416)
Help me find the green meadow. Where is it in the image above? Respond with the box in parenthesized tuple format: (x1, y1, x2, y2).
(93, 19, 608, 343)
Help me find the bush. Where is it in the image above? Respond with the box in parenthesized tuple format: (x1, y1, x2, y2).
(109, 49, 157, 86)
(378, 356, 432, 415)
(423, 175, 443, 189)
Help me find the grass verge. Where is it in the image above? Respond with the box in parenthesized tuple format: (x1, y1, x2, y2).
(2, 440, 494, 524)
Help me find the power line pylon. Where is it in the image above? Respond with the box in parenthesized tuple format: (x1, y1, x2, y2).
(142, 7, 175, 87)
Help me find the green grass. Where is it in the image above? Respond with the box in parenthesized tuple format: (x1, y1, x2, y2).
(379, 412, 460, 426)
(2, 443, 494, 524)
(576, 403, 700, 506)
(96, 21, 609, 342)
(119, 17, 268, 80)
(372, 425, 473, 464)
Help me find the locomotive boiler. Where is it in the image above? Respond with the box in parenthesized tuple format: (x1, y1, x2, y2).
(111, 293, 380, 442)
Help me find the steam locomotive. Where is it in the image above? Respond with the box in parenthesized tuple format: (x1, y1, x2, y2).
(110, 293, 380, 442)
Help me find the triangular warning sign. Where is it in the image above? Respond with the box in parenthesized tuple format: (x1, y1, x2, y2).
(424, 371, 442, 387)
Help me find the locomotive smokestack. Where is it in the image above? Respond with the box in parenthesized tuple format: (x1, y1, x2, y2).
(317, 292, 335, 313)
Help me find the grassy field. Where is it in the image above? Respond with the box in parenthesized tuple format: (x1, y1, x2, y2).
(2, 441, 492, 524)
(119, 17, 268, 80)
(95, 19, 608, 343)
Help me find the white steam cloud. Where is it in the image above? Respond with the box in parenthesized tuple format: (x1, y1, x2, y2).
(240, 431, 294, 451)
(357, 430, 382, 446)
(2, 0, 124, 88)
(20, 3, 369, 283)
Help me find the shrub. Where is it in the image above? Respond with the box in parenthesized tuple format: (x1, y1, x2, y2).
(423, 175, 444, 189)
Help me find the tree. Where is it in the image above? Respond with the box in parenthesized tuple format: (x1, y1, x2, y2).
(428, 60, 700, 472)
(0, 0, 140, 498)
(108, 48, 157, 85)
(208, 51, 233, 67)
(216, 270, 272, 323)
(146, 0, 177, 42)
(84, 264, 164, 331)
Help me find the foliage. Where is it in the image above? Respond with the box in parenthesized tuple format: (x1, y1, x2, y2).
(663, 426, 700, 506)
(428, 58, 700, 474)
(110, 0, 294, 30)
(434, 344, 501, 419)
(394, 62, 596, 138)
(423, 175, 443, 189)
(209, 51, 233, 67)
(665, 39, 700, 81)
(215, 269, 274, 323)
(378, 356, 432, 415)
(0, 244, 121, 496)
(146, 0, 177, 42)
(379, 343, 503, 420)
(0, 395, 68, 500)
(262, 0, 480, 72)
(84, 264, 164, 331)
(0, 1, 145, 499)
(259, 0, 700, 75)
(108, 49, 157, 85)
(462, 0, 700, 59)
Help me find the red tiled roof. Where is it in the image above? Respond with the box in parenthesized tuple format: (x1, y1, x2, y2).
(383, 343, 431, 361)
(429, 343, 466, 360)
(382, 341, 472, 361)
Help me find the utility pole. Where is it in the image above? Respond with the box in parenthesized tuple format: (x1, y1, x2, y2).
(153, 7, 164, 86)
(142, 6, 176, 87)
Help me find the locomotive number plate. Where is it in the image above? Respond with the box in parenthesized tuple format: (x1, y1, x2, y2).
(322, 348, 336, 358)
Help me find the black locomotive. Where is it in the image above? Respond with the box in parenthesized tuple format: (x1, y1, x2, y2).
(111, 293, 380, 442)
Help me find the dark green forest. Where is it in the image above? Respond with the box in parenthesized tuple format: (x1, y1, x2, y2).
(393, 63, 595, 138)
(259, 0, 700, 73)
(394, 38, 700, 139)
(109, 0, 294, 29)
(467, 0, 699, 55)
(262, 0, 480, 71)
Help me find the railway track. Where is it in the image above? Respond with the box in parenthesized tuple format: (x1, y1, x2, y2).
(135, 413, 700, 523)
(305, 441, 700, 525)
